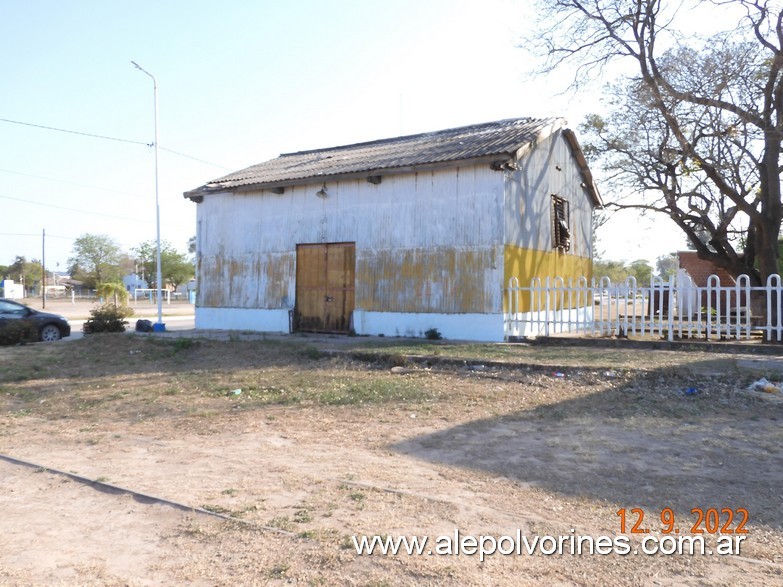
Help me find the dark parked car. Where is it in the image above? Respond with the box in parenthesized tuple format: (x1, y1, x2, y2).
(0, 299, 71, 341)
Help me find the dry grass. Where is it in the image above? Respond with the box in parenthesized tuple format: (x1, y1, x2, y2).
(2, 334, 783, 585)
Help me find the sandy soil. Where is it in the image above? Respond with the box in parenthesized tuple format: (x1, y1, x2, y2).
(1, 337, 783, 585)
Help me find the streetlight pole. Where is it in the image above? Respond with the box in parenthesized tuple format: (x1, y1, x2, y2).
(131, 61, 164, 329)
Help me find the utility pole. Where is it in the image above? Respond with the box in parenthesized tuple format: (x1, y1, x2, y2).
(42, 228, 46, 309)
(132, 61, 164, 329)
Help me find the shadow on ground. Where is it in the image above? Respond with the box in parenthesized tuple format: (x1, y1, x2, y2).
(392, 363, 783, 532)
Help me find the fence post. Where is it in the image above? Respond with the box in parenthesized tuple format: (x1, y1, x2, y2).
(665, 274, 674, 341)
(767, 274, 783, 342)
(544, 277, 551, 337)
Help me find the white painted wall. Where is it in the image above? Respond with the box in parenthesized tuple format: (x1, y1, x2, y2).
(196, 307, 290, 332)
(505, 130, 595, 256)
(1, 279, 24, 299)
(353, 309, 505, 342)
(199, 165, 504, 255)
(196, 163, 506, 314)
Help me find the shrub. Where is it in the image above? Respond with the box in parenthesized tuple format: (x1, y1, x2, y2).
(0, 321, 38, 346)
(424, 327, 442, 340)
(83, 304, 135, 334)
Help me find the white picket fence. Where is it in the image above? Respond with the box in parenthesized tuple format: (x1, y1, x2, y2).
(505, 273, 783, 342)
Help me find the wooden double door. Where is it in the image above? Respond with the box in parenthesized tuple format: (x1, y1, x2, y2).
(295, 242, 355, 332)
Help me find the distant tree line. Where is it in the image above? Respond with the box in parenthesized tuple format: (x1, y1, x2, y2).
(1, 234, 194, 295)
(593, 253, 679, 286)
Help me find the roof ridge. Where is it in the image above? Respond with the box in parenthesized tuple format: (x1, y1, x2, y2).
(279, 116, 555, 158)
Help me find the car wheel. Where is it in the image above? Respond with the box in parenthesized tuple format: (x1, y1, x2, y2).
(40, 324, 62, 342)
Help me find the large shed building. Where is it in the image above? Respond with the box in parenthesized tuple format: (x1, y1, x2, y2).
(184, 116, 601, 341)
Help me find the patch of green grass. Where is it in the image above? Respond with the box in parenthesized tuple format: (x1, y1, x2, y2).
(265, 563, 289, 580)
(300, 346, 322, 360)
(293, 509, 313, 523)
(201, 504, 232, 515)
(318, 378, 429, 406)
(348, 491, 366, 509)
(227, 384, 304, 405)
(268, 516, 296, 532)
(172, 338, 197, 352)
(297, 527, 340, 542)
(221, 374, 430, 408)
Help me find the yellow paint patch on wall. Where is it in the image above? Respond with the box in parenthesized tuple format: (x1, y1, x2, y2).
(356, 247, 501, 314)
(503, 245, 592, 313)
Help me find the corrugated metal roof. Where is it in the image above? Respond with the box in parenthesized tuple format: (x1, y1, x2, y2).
(186, 116, 567, 196)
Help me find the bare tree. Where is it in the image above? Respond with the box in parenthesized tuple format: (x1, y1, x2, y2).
(535, 0, 783, 286)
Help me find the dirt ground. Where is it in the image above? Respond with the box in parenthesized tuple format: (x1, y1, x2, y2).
(1, 334, 783, 586)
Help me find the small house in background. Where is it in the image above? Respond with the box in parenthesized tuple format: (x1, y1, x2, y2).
(123, 273, 149, 293)
(184, 117, 602, 341)
(676, 251, 736, 287)
(676, 251, 743, 317)
(0, 279, 24, 299)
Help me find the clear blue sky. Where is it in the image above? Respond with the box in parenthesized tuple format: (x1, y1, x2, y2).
(1, 0, 685, 274)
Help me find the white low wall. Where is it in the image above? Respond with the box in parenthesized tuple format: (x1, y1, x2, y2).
(353, 310, 505, 342)
(195, 307, 505, 341)
(195, 307, 291, 333)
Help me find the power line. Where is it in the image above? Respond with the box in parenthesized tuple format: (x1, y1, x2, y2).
(0, 117, 231, 170)
(0, 117, 148, 146)
(158, 146, 231, 169)
(0, 193, 151, 223)
(0, 167, 140, 197)
(0, 232, 76, 241)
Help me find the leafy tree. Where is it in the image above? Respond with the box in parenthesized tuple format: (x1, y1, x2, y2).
(627, 259, 653, 286)
(656, 253, 679, 280)
(594, 258, 654, 285)
(4, 256, 43, 293)
(535, 0, 783, 286)
(68, 234, 122, 289)
(593, 259, 630, 283)
(134, 240, 194, 290)
(96, 281, 129, 307)
(187, 235, 197, 265)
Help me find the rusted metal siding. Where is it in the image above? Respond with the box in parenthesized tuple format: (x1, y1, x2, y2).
(196, 164, 506, 314)
(198, 252, 295, 309)
(356, 246, 501, 313)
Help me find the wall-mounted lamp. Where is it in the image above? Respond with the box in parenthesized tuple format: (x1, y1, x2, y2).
(315, 183, 328, 198)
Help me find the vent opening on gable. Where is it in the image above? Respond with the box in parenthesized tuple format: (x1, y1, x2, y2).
(552, 195, 571, 252)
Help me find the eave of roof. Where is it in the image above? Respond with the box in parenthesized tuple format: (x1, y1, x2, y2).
(185, 117, 560, 196)
(563, 128, 603, 209)
(184, 116, 602, 208)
